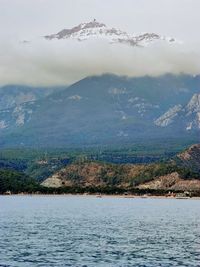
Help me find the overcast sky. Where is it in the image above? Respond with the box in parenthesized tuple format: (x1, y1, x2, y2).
(0, 0, 200, 86)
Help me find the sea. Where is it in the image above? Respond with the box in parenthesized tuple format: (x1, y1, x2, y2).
(0, 195, 200, 267)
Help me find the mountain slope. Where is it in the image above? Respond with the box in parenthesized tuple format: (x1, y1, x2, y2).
(0, 74, 200, 147)
(41, 161, 172, 188)
(176, 144, 200, 173)
(41, 144, 200, 192)
(0, 85, 64, 131)
(0, 85, 53, 110)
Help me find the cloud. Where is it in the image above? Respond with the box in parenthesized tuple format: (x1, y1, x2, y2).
(0, 38, 200, 86)
(0, 0, 200, 86)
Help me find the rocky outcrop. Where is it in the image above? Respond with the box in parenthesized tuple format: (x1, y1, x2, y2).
(155, 93, 200, 131)
(0, 86, 54, 131)
(154, 105, 182, 127)
(41, 174, 64, 188)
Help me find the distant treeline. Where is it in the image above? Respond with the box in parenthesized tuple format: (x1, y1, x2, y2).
(0, 169, 38, 194)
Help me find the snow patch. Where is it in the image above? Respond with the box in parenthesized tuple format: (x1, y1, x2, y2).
(0, 120, 7, 129)
(155, 104, 182, 127)
(109, 88, 126, 95)
(68, 95, 82, 100)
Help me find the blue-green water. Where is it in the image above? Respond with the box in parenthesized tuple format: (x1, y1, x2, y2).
(0, 196, 200, 267)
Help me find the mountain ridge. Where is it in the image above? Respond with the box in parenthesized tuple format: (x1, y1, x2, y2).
(0, 74, 199, 147)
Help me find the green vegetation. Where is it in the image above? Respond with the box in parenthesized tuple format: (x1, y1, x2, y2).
(0, 140, 190, 181)
(0, 148, 74, 181)
(130, 163, 177, 186)
(0, 169, 39, 194)
(0, 143, 200, 195)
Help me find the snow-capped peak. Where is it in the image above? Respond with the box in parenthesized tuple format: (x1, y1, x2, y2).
(44, 19, 177, 47)
(75, 20, 106, 30)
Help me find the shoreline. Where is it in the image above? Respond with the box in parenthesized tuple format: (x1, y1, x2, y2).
(1, 193, 200, 200)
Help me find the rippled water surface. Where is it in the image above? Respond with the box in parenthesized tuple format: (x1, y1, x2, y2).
(0, 196, 200, 267)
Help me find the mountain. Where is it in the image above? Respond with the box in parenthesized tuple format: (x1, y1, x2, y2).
(41, 161, 159, 188)
(0, 74, 200, 148)
(44, 19, 176, 47)
(139, 144, 200, 191)
(41, 144, 200, 192)
(0, 85, 64, 130)
(155, 93, 200, 131)
(0, 85, 53, 110)
(176, 144, 200, 173)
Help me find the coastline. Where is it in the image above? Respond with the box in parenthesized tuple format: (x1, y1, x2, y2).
(1, 193, 200, 200)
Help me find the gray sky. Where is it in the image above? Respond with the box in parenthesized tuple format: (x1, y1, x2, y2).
(0, 0, 200, 86)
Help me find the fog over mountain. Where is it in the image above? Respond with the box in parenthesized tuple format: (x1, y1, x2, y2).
(0, 0, 200, 86)
(0, 26, 200, 86)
